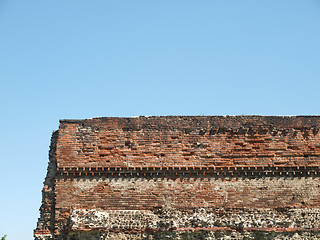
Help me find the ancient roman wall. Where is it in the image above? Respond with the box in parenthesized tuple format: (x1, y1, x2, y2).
(35, 116, 320, 240)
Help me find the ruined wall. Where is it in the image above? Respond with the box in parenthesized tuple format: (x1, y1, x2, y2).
(55, 116, 320, 168)
(35, 116, 320, 239)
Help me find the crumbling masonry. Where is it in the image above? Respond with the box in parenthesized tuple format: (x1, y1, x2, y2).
(35, 116, 320, 239)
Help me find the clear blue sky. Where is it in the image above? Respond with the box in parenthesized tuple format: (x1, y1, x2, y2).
(0, 1, 319, 239)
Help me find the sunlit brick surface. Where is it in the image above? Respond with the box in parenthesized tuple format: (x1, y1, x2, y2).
(35, 116, 320, 240)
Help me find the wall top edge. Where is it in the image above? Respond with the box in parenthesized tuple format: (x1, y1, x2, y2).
(60, 115, 320, 123)
(58, 115, 320, 130)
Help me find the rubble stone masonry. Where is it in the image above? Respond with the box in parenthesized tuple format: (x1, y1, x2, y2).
(35, 116, 320, 239)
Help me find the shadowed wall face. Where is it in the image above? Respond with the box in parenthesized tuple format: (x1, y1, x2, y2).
(35, 116, 320, 240)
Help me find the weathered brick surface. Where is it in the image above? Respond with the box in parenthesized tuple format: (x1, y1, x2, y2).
(56, 116, 320, 168)
(55, 177, 320, 210)
(35, 116, 320, 240)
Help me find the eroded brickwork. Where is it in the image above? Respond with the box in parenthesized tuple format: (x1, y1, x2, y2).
(35, 116, 320, 239)
(56, 116, 320, 168)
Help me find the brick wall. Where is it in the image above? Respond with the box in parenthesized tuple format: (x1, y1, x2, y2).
(35, 116, 320, 240)
(56, 116, 320, 168)
(55, 177, 320, 210)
